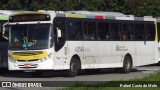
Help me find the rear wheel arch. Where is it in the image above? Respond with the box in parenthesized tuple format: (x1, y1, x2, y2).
(66, 54, 81, 77)
(121, 53, 133, 73)
(124, 53, 133, 67)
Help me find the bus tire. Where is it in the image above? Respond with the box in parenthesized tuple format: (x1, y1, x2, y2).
(121, 55, 132, 73)
(31, 72, 42, 77)
(66, 58, 80, 77)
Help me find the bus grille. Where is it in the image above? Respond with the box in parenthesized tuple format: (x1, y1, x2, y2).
(17, 59, 39, 62)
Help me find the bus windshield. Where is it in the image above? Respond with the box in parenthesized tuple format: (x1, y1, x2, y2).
(9, 23, 52, 50)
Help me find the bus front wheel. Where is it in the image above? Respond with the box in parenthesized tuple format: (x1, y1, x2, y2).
(121, 55, 132, 73)
(66, 58, 80, 77)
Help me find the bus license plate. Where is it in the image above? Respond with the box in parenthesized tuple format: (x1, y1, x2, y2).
(24, 64, 31, 67)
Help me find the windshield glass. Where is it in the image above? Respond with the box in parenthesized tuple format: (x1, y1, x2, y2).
(9, 23, 52, 50)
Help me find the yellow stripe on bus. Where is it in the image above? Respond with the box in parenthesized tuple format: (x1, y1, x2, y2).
(9, 51, 47, 60)
(154, 21, 158, 42)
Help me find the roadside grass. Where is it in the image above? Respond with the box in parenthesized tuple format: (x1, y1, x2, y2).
(60, 87, 160, 90)
(129, 72, 160, 81)
(59, 72, 160, 90)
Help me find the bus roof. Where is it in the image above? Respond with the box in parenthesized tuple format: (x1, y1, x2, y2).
(9, 10, 53, 16)
(56, 11, 156, 21)
(65, 11, 126, 17)
(9, 10, 156, 22)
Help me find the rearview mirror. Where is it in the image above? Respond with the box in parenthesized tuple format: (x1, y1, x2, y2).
(57, 27, 61, 38)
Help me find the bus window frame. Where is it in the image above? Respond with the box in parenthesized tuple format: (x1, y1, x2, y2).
(66, 18, 83, 40)
(53, 17, 66, 52)
(83, 19, 97, 40)
(65, 18, 156, 42)
(145, 22, 156, 41)
(122, 22, 135, 41)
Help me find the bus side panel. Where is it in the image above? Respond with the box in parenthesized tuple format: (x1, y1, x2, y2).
(144, 41, 155, 65)
(122, 41, 136, 67)
(133, 41, 155, 66)
(83, 41, 98, 69)
(54, 42, 69, 70)
(110, 41, 124, 68)
(158, 42, 160, 62)
(97, 41, 111, 68)
(67, 41, 84, 69)
(134, 41, 146, 66)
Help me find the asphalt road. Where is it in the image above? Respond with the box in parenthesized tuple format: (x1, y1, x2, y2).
(0, 65, 160, 81)
(0, 65, 160, 90)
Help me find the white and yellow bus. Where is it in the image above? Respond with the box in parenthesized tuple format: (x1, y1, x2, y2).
(8, 11, 158, 77)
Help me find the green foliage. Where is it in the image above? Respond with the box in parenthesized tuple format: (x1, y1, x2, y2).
(81, 0, 102, 11)
(2, 0, 22, 10)
(61, 87, 160, 90)
(0, 0, 160, 17)
(60, 72, 160, 90)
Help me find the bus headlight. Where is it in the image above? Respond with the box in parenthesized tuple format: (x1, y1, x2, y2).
(9, 57, 16, 63)
(39, 57, 48, 62)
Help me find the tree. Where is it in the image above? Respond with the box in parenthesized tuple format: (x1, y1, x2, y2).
(0, 0, 160, 17)
(3, 0, 22, 10)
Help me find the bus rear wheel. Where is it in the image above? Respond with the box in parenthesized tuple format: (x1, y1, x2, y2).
(66, 58, 80, 77)
(121, 55, 132, 73)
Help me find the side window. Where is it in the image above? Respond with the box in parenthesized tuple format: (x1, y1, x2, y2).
(110, 23, 122, 40)
(98, 22, 110, 40)
(135, 24, 145, 40)
(146, 23, 155, 41)
(123, 23, 134, 40)
(53, 17, 66, 52)
(68, 21, 82, 40)
(83, 22, 97, 40)
(54, 18, 65, 43)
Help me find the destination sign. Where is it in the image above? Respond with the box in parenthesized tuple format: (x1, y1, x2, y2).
(9, 14, 50, 22)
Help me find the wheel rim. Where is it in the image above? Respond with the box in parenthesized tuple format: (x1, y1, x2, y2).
(71, 62, 77, 72)
(125, 60, 130, 70)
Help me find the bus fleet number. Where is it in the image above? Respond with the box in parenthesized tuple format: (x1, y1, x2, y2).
(75, 47, 84, 52)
